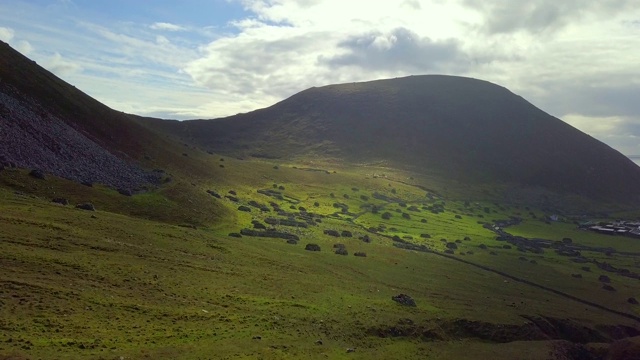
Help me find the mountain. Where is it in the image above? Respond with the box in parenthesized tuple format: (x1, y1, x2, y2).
(0, 41, 226, 186)
(143, 75, 640, 204)
(0, 41, 229, 225)
(4, 42, 640, 360)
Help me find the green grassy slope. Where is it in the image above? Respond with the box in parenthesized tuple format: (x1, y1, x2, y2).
(2, 158, 639, 359)
(2, 41, 640, 360)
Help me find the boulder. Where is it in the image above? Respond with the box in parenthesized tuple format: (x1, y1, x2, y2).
(75, 203, 95, 211)
(286, 239, 298, 245)
(118, 188, 133, 196)
(354, 252, 367, 257)
(602, 284, 616, 292)
(392, 294, 416, 307)
(207, 190, 222, 198)
(237, 206, 252, 212)
(51, 198, 69, 205)
(228, 233, 242, 238)
(598, 275, 611, 283)
(628, 297, 639, 305)
(29, 169, 45, 180)
(323, 229, 340, 237)
(341, 230, 353, 237)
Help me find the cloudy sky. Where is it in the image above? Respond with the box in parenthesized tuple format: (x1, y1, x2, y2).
(1, 0, 639, 155)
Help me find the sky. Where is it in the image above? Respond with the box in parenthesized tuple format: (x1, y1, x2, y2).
(1, 0, 639, 155)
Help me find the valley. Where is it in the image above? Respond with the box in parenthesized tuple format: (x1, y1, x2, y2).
(2, 157, 640, 359)
(1, 40, 640, 359)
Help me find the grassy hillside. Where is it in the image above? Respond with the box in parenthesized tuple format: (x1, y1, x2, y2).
(2, 158, 640, 359)
(2, 41, 640, 360)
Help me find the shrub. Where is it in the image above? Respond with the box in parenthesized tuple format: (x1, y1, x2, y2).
(335, 248, 348, 256)
(305, 244, 321, 252)
(324, 229, 340, 237)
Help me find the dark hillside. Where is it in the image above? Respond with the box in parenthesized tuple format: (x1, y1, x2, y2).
(0, 42, 216, 188)
(0, 41, 153, 158)
(144, 75, 640, 203)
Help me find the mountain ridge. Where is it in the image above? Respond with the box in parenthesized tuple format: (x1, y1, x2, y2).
(141, 75, 640, 204)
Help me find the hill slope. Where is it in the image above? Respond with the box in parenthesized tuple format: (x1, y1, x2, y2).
(0, 42, 231, 224)
(144, 76, 640, 204)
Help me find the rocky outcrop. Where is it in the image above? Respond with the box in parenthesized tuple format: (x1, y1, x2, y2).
(392, 294, 416, 307)
(0, 84, 158, 190)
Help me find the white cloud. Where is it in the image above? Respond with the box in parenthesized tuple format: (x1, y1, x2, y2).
(45, 52, 82, 76)
(0, 26, 14, 42)
(1, 0, 640, 155)
(460, 0, 636, 35)
(150, 22, 186, 32)
(14, 40, 33, 55)
(184, 0, 478, 114)
(563, 114, 640, 155)
(156, 35, 170, 45)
